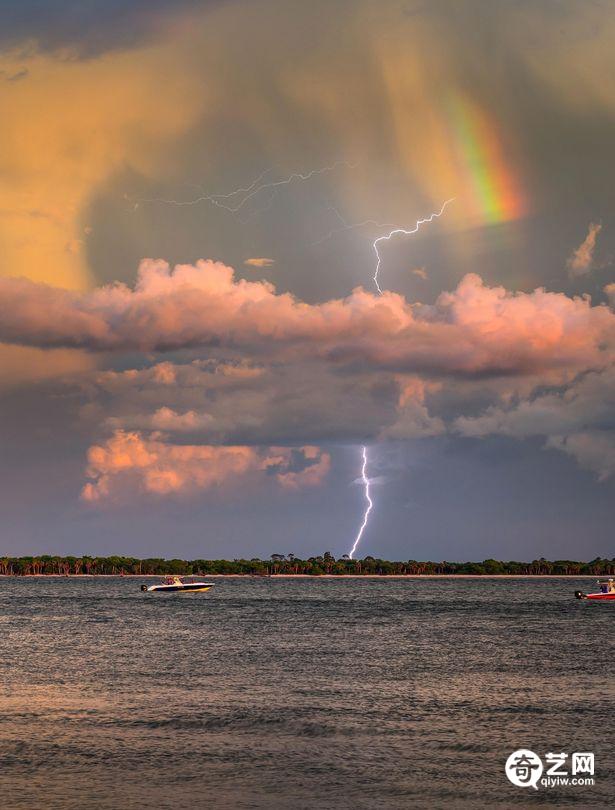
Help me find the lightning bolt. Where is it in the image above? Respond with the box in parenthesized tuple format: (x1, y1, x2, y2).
(129, 160, 356, 216)
(311, 198, 454, 292)
(343, 200, 454, 557)
(348, 446, 373, 560)
(131, 165, 449, 560)
(371, 198, 455, 293)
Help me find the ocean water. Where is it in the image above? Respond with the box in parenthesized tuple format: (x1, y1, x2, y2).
(0, 576, 612, 809)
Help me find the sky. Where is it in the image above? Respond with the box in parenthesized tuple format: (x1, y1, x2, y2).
(0, 0, 614, 561)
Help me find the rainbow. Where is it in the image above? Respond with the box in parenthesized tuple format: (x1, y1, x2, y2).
(445, 93, 526, 225)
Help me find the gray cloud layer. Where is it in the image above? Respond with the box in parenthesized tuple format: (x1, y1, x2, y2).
(3, 257, 614, 485)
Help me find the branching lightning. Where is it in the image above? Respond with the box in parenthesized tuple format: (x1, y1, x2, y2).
(310, 205, 398, 248)
(130, 160, 356, 216)
(313, 197, 454, 293)
(348, 446, 373, 559)
(342, 199, 454, 556)
(371, 198, 455, 293)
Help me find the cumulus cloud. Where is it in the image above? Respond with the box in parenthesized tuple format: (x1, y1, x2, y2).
(263, 445, 331, 490)
(381, 376, 445, 439)
(1, 260, 613, 379)
(81, 430, 330, 503)
(455, 366, 615, 439)
(567, 222, 602, 277)
(149, 407, 215, 432)
(244, 257, 275, 268)
(82, 351, 615, 482)
(86, 356, 399, 446)
(4, 259, 613, 485)
(547, 432, 615, 483)
(411, 267, 428, 280)
(455, 365, 615, 479)
(94, 358, 264, 395)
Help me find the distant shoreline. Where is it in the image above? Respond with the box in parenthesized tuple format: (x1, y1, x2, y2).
(0, 573, 602, 579)
(3, 556, 611, 577)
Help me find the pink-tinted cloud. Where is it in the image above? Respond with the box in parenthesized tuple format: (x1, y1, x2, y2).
(567, 222, 602, 277)
(0, 260, 613, 379)
(149, 407, 214, 432)
(411, 267, 428, 280)
(95, 358, 264, 395)
(381, 375, 445, 439)
(244, 257, 275, 268)
(151, 362, 177, 384)
(269, 445, 331, 490)
(81, 430, 330, 503)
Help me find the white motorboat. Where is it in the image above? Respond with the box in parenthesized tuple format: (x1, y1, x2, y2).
(140, 575, 214, 593)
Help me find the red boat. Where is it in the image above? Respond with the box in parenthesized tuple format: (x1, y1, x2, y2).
(575, 579, 615, 601)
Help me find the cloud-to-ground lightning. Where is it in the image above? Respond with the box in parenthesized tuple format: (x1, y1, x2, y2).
(371, 198, 455, 293)
(130, 160, 356, 216)
(348, 446, 373, 559)
(132, 164, 449, 559)
(340, 199, 454, 557)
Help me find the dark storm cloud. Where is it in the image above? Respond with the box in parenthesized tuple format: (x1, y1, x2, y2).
(1, 0, 614, 556)
(0, 0, 219, 58)
(84, 358, 400, 446)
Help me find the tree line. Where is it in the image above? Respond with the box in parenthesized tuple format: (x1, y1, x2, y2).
(0, 553, 613, 576)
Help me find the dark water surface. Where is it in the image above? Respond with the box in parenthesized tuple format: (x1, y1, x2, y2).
(0, 577, 612, 809)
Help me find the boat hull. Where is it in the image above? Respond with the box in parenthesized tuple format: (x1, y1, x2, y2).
(141, 583, 214, 593)
(575, 591, 615, 601)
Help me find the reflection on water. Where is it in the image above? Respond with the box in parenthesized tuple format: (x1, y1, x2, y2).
(0, 577, 612, 808)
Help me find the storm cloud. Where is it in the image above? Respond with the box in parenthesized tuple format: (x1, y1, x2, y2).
(0, 1, 214, 58)
(1, 0, 614, 556)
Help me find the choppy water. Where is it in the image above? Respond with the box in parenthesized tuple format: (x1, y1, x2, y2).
(0, 576, 612, 809)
